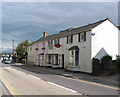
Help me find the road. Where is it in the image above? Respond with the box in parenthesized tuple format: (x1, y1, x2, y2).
(0, 63, 119, 96)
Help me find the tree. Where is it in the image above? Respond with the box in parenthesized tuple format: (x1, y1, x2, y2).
(16, 40, 30, 62)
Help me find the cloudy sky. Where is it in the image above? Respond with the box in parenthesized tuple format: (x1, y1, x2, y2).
(2, 2, 118, 53)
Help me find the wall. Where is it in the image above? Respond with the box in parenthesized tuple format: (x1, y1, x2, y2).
(91, 20, 118, 60)
(27, 45, 33, 64)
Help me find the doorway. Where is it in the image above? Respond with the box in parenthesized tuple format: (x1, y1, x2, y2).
(62, 54, 64, 68)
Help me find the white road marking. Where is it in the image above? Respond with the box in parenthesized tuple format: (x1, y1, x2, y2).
(11, 67, 41, 80)
(47, 82, 79, 93)
(17, 70, 26, 74)
(28, 75, 41, 80)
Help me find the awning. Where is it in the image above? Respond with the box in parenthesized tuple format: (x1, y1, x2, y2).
(68, 46, 79, 50)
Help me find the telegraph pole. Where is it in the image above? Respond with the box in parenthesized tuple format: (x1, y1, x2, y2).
(12, 39, 14, 62)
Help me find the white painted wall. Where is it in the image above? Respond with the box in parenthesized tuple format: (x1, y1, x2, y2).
(91, 20, 118, 60)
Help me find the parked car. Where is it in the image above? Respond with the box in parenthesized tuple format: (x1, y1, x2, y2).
(5, 59, 11, 64)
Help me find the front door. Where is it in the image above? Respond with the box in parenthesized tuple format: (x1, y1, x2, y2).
(42, 54, 44, 66)
(62, 54, 64, 68)
(38, 54, 40, 65)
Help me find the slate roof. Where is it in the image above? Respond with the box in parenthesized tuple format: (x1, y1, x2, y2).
(34, 18, 108, 43)
(118, 26, 120, 30)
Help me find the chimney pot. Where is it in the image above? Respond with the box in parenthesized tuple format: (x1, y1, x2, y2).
(43, 30, 48, 37)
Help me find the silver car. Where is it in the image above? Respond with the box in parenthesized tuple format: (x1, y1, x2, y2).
(5, 59, 11, 64)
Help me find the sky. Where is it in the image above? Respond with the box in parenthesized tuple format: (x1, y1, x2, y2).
(1, 2, 118, 53)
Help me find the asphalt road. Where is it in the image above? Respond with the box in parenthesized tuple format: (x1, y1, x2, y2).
(0, 63, 119, 96)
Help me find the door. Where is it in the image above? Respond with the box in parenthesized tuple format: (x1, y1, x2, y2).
(62, 54, 64, 68)
(42, 54, 44, 66)
(39, 54, 40, 65)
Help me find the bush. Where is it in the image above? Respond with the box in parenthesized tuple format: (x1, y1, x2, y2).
(101, 55, 112, 71)
(116, 55, 120, 71)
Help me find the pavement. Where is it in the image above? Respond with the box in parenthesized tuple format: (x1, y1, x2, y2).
(11, 63, 118, 87)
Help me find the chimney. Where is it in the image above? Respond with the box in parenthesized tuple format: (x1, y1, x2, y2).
(43, 30, 48, 37)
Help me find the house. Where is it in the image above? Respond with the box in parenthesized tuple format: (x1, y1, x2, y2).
(27, 43, 34, 64)
(28, 18, 118, 73)
(46, 34, 64, 68)
(47, 18, 118, 73)
(32, 30, 48, 66)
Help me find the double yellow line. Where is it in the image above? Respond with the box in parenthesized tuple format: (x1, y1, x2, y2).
(1, 77, 20, 97)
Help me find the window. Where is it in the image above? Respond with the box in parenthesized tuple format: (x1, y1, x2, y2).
(40, 54, 44, 65)
(43, 42, 45, 47)
(78, 32, 86, 42)
(36, 55, 38, 61)
(78, 33, 81, 42)
(48, 41, 51, 45)
(81, 33, 84, 41)
(55, 55, 58, 65)
(36, 44, 38, 48)
(67, 35, 73, 44)
(69, 50, 74, 65)
(48, 40, 53, 46)
(53, 55, 58, 65)
(27, 47, 29, 51)
(30, 47, 32, 51)
(54, 39, 59, 45)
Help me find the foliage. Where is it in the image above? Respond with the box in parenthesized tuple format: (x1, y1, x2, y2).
(108, 65, 117, 70)
(101, 55, 112, 71)
(116, 55, 120, 61)
(101, 55, 112, 63)
(31, 41, 34, 44)
(16, 40, 30, 61)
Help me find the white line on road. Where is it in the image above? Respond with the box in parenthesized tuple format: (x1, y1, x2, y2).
(28, 75, 41, 80)
(11, 67, 41, 80)
(18, 71, 26, 74)
(47, 81, 79, 93)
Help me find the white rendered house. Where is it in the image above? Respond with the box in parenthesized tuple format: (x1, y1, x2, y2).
(59, 18, 118, 73)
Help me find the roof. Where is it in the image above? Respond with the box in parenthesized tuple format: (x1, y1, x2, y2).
(33, 18, 108, 44)
(118, 26, 120, 30)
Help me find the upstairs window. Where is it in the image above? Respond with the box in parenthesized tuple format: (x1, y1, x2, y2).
(36, 44, 38, 48)
(43, 42, 45, 47)
(67, 35, 73, 44)
(78, 32, 86, 42)
(48, 40, 53, 46)
(54, 39, 59, 45)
